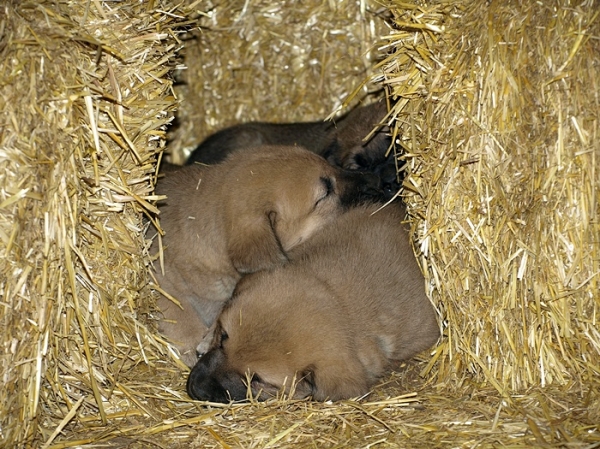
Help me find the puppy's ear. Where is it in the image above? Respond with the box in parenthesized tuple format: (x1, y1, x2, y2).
(228, 211, 288, 274)
(292, 366, 316, 399)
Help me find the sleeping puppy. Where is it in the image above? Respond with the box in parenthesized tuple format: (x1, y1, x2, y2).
(151, 146, 380, 367)
(186, 102, 400, 200)
(187, 203, 439, 402)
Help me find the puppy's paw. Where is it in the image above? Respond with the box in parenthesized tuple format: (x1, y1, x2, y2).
(179, 346, 201, 368)
(196, 322, 218, 357)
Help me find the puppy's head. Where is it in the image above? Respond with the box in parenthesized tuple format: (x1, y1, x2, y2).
(326, 102, 402, 200)
(187, 273, 371, 403)
(224, 146, 380, 273)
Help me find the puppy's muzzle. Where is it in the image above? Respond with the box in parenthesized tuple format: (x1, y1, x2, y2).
(375, 159, 402, 201)
(187, 349, 228, 402)
(187, 348, 248, 403)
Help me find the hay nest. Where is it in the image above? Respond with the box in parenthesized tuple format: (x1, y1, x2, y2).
(1, 0, 599, 448)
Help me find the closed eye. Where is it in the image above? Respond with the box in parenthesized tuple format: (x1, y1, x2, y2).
(315, 176, 335, 207)
(251, 373, 263, 384)
(250, 373, 274, 391)
(219, 329, 229, 348)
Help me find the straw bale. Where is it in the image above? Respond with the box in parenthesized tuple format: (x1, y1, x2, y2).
(0, 0, 182, 446)
(168, 0, 392, 163)
(376, 0, 599, 391)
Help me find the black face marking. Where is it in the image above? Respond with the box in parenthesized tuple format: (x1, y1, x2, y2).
(187, 348, 232, 402)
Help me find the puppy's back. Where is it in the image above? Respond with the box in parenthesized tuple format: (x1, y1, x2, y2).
(187, 121, 335, 165)
(289, 203, 439, 361)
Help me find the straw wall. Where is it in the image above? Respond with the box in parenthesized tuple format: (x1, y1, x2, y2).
(0, 1, 181, 447)
(169, 0, 390, 163)
(379, 0, 599, 391)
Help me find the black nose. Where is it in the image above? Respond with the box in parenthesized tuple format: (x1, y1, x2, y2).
(359, 172, 386, 199)
(187, 370, 230, 402)
(186, 350, 230, 402)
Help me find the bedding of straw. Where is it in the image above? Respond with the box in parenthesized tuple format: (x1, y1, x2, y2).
(1, 0, 599, 448)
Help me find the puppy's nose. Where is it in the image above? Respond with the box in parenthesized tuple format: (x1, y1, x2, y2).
(361, 171, 382, 191)
(359, 172, 385, 198)
(187, 369, 229, 402)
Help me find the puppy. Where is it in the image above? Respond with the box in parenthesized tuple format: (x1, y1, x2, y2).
(151, 146, 380, 367)
(186, 102, 400, 200)
(187, 203, 439, 402)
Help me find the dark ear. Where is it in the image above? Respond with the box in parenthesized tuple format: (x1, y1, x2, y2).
(228, 211, 288, 274)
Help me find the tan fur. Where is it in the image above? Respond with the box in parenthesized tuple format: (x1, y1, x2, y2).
(151, 146, 379, 366)
(187, 203, 440, 402)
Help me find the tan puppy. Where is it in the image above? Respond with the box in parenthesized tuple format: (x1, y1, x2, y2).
(186, 203, 439, 402)
(151, 146, 380, 366)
